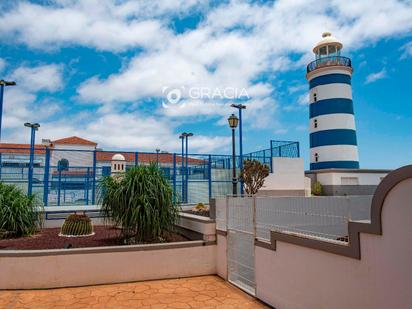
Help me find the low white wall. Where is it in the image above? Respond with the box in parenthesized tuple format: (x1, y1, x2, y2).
(261, 157, 305, 191)
(255, 178, 412, 309)
(216, 234, 228, 280)
(0, 242, 216, 289)
(317, 171, 388, 186)
(177, 213, 216, 241)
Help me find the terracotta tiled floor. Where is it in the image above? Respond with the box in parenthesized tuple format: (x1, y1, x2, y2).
(0, 275, 266, 308)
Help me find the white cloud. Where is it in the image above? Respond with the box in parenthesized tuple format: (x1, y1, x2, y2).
(400, 41, 412, 59)
(0, 58, 5, 73)
(0, 1, 196, 52)
(75, 0, 412, 117)
(3, 110, 231, 153)
(1, 0, 412, 151)
(275, 128, 288, 134)
(298, 93, 309, 106)
(11, 64, 63, 92)
(365, 68, 387, 84)
(1, 64, 64, 131)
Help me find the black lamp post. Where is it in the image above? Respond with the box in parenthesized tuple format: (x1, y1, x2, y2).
(24, 122, 40, 196)
(228, 114, 239, 195)
(231, 103, 246, 194)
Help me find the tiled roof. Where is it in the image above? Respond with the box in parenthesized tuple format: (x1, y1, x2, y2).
(53, 136, 97, 146)
(0, 140, 206, 165)
(0, 143, 46, 154)
(96, 152, 205, 165)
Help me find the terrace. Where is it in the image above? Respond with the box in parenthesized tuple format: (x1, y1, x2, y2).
(1, 146, 411, 308)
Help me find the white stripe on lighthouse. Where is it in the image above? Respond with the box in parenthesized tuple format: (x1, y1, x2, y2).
(310, 145, 359, 163)
(309, 114, 356, 133)
(310, 83, 352, 103)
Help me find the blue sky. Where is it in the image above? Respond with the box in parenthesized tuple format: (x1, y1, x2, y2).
(0, 0, 411, 169)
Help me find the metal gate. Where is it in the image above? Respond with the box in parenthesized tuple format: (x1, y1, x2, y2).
(227, 196, 256, 295)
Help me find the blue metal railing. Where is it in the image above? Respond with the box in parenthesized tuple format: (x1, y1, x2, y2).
(0, 143, 300, 205)
(244, 140, 300, 172)
(307, 56, 351, 73)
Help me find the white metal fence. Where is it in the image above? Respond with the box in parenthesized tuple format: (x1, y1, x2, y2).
(216, 195, 373, 243)
(226, 196, 256, 295)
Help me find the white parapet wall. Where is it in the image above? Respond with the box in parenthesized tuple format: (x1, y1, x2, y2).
(0, 241, 216, 289)
(259, 157, 306, 196)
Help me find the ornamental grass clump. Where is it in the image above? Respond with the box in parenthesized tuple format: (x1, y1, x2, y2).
(100, 164, 179, 243)
(60, 213, 94, 237)
(0, 182, 42, 238)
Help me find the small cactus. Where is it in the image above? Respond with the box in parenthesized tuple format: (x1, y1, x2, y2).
(60, 213, 94, 237)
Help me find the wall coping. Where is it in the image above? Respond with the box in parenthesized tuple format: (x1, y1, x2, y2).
(0, 240, 216, 258)
(305, 168, 391, 174)
(178, 212, 215, 223)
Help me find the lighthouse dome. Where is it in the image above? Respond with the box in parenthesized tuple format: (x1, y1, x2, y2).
(112, 153, 125, 161)
(313, 32, 343, 54)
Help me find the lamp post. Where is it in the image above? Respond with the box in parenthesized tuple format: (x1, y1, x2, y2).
(179, 133, 187, 202)
(228, 114, 239, 195)
(0, 80, 16, 177)
(24, 122, 40, 196)
(185, 133, 193, 203)
(231, 103, 246, 194)
(156, 148, 160, 165)
(0, 80, 16, 141)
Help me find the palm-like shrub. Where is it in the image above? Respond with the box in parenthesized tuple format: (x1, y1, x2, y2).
(100, 164, 179, 243)
(0, 182, 42, 237)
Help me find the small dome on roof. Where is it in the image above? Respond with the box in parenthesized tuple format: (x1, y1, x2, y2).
(313, 32, 343, 53)
(112, 153, 125, 161)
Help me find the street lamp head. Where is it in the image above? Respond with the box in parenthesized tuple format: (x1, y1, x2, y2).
(0, 80, 16, 86)
(156, 148, 160, 153)
(228, 114, 239, 129)
(186, 132, 193, 137)
(179, 132, 187, 138)
(231, 103, 246, 110)
(24, 122, 40, 130)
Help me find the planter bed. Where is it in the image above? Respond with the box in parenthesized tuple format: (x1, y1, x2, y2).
(183, 209, 210, 217)
(0, 226, 189, 250)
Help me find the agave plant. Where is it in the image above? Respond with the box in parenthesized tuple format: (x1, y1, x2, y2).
(0, 182, 42, 237)
(99, 164, 179, 243)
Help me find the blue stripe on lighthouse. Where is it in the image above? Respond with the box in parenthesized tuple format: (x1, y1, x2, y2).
(310, 98, 354, 118)
(310, 161, 360, 170)
(310, 129, 357, 147)
(309, 73, 351, 89)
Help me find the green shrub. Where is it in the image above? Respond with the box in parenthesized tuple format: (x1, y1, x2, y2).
(60, 213, 93, 236)
(312, 181, 323, 196)
(99, 163, 179, 243)
(0, 182, 42, 237)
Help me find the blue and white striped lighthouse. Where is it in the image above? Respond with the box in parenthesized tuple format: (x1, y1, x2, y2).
(306, 32, 359, 170)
